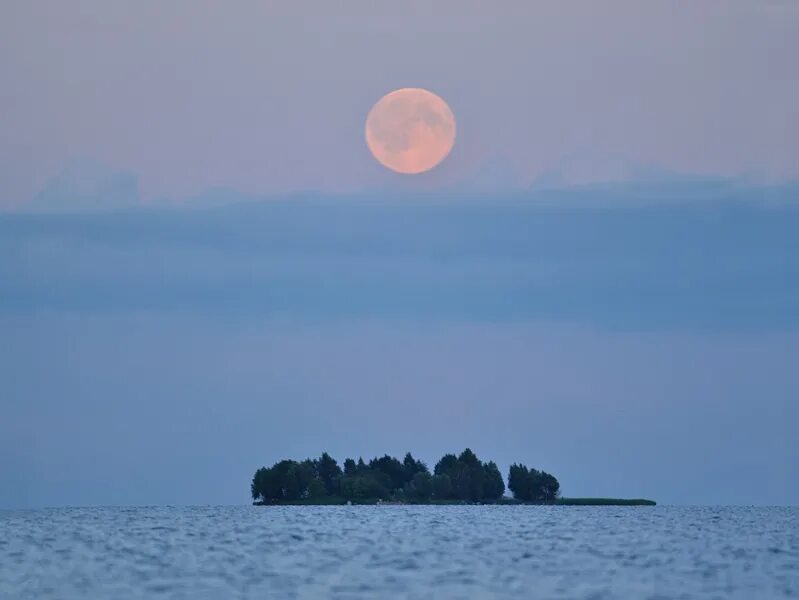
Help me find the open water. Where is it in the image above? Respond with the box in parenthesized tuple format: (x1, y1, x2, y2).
(1, 505, 797, 599)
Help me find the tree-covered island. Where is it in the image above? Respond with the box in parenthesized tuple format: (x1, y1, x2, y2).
(250, 448, 655, 506)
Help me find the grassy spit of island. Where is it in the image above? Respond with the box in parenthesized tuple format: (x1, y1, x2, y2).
(251, 449, 655, 507)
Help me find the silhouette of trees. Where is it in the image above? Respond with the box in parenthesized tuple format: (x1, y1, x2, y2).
(508, 463, 560, 502)
(369, 455, 407, 491)
(307, 477, 327, 499)
(317, 452, 342, 495)
(249, 458, 316, 502)
(250, 450, 556, 504)
(432, 448, 505, 502)
(406, 471, 433, 500)
(483, 461, 505, 501)
(432, 474, 452, 499)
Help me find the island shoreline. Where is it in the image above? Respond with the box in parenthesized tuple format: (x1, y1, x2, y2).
(252, 497, 656, 507)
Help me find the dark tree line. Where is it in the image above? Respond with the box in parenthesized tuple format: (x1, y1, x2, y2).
(251, 449, 559, 504)
(507, 464, 560, 502)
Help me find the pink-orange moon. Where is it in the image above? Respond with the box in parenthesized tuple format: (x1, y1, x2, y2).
(365, 88, 456, 174)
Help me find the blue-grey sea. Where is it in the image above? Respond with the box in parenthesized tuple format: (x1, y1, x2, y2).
(1, 505, 797, 599)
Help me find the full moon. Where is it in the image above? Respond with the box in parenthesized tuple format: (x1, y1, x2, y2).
(365, 88, 456, 174)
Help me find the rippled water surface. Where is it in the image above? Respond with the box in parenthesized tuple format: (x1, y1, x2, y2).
(1, 505, 797, 599)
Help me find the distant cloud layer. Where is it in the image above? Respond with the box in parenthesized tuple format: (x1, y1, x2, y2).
(27, 158, 140, 212)
(1, 187, 798, 330)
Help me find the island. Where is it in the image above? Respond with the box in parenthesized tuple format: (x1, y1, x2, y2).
(251, 449, 655, 506)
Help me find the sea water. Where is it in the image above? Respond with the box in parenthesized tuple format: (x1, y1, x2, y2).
(1, 505, 797, 599)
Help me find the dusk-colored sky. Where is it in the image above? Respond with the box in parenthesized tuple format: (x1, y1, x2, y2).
(1, 3, 798, 509)
(2, 1, 798, 207)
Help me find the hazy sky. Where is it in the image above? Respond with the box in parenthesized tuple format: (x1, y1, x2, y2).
(1, 196, 798, 507)
(2, 1, 799, 207)
(1, 3, 798, 509)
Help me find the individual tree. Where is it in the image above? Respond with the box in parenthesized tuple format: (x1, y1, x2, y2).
(539, 471, 560, 502)
(343, 458, 357, 476)
(434, 449, 497, 502)
(458, 448, 479, 467)
(251, 467, 268, 501)
(482, 461, 505, 501)
(508, 463, 532, 501)
(317, 452, 342, 495)
(434, 453, 464, 499)
(403, 452, 429, 483)
(460, 448, 485, 501)
(433, 454, 459, 477)
(274, 460, 303, 500)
